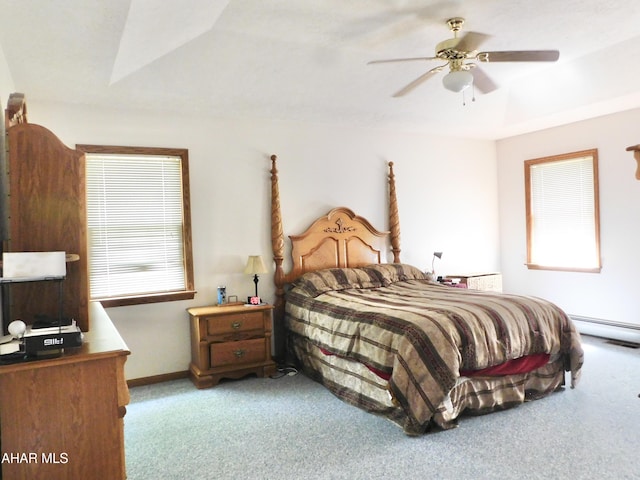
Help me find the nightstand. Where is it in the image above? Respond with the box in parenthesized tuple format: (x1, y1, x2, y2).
(187, 304, 277, 388)
(444, 273, 503, 292)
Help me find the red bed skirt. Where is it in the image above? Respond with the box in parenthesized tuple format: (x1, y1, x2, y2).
(319, 348, 550, 380)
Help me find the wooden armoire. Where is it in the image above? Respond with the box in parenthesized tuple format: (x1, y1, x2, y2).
(0, 94, 130, 480)
(2, 92, 89, 331)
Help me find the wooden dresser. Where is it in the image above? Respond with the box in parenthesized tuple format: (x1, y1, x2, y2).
(188, 304, 277, 388)
(0, 302, 130, 480)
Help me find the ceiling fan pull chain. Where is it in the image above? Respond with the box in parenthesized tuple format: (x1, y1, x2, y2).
(462, 83, 477, 106)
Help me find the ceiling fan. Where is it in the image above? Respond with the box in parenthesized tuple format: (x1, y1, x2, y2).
(368, 17, 559, 97)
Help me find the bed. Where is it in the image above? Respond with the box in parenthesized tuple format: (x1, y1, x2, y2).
(268, 155, 583, 435)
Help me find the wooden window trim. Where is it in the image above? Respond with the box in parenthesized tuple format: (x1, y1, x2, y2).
(524, 148, 601, 273)
(77, 144, 195, 306)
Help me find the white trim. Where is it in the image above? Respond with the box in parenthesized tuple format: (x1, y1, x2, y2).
(570, 315, 640, 344)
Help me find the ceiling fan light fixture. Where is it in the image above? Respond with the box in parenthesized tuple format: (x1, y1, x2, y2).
(442, 70, 473, 93)
(368, 17, 559, 98)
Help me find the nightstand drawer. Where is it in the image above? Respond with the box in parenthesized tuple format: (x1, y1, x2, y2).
(210, 338, 266, 367)
(206, 311, 264, 336)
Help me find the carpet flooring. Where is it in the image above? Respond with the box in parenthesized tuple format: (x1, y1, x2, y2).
(124, 335, 640, 480)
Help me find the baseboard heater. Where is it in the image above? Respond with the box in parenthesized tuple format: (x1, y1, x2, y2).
(570, 315, 640, 345)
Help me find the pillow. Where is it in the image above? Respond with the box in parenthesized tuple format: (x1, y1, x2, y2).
(364, 263, 428, 285)
(292, 267, 386, 298)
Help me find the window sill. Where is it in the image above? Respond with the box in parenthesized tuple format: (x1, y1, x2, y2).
(525, 263, 601, 273)
(96, 290, 197, 308)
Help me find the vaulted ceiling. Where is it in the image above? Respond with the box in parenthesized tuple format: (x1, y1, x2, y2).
(1, 0, 639, 139)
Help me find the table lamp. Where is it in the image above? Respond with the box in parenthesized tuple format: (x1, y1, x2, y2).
(432, 251, 443, 277)
(244, 255, 267, 303)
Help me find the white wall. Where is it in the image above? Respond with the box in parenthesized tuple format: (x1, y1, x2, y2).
(497, 108, 640, 341)
(19, 100, 499, 380)
(17, 97, 640, 377)
(0, 43, 14, 100)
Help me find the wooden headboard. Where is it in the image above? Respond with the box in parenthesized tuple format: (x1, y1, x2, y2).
(288, 206, 389, 273)
(269, 154, 401, 359)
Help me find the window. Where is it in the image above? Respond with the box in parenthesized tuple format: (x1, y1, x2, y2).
(525, 149, 601, 272)
(77, 145, 195, 307)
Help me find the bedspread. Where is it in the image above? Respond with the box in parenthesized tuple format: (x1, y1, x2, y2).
(286, 266, 583, 434)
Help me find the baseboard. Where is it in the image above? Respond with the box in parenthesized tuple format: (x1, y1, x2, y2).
(127, 370, 189, 388)
(570, 315, 640, 344)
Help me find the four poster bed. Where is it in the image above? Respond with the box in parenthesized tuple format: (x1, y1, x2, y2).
(269, 155, 583, 435)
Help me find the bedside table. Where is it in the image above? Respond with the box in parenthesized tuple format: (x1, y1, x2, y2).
(444, 273, 502, 292)
(187, 304, 277, 388)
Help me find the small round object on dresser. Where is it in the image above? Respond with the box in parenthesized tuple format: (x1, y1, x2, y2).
(8, 320, 27, 338)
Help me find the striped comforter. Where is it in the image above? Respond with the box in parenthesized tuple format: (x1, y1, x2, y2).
(285, 264, 584, 434)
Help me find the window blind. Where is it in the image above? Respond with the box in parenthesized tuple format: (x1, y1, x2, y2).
(86, 154, 186, 299)
(528, 155, 599, 269)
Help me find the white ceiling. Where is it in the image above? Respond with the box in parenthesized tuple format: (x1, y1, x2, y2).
(1, 0, 640, 139)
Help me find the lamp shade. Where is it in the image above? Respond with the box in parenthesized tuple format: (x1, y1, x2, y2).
(442, 70, 473, 93)
(431, 251, 443, 274)
(244, 255, 267, 275)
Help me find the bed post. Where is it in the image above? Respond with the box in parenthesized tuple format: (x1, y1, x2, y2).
(270, 154, 286, 362)
(388, 161, 401, 263)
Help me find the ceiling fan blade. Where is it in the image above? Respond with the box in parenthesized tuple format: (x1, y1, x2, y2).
(476, 50, 560, 62)
(471, 66, 498, 94)
(454, 31, 492, 52)
(368, 56, 438, 65)
(392, 65, 446, 97)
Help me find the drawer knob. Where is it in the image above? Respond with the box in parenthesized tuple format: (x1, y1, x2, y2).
(234, 349, 245, 358)
(231, 321, 242, 330)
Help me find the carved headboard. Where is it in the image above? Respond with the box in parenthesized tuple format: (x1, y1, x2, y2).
(288, 206, 389, 274)
(269, 154, 401, 359)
